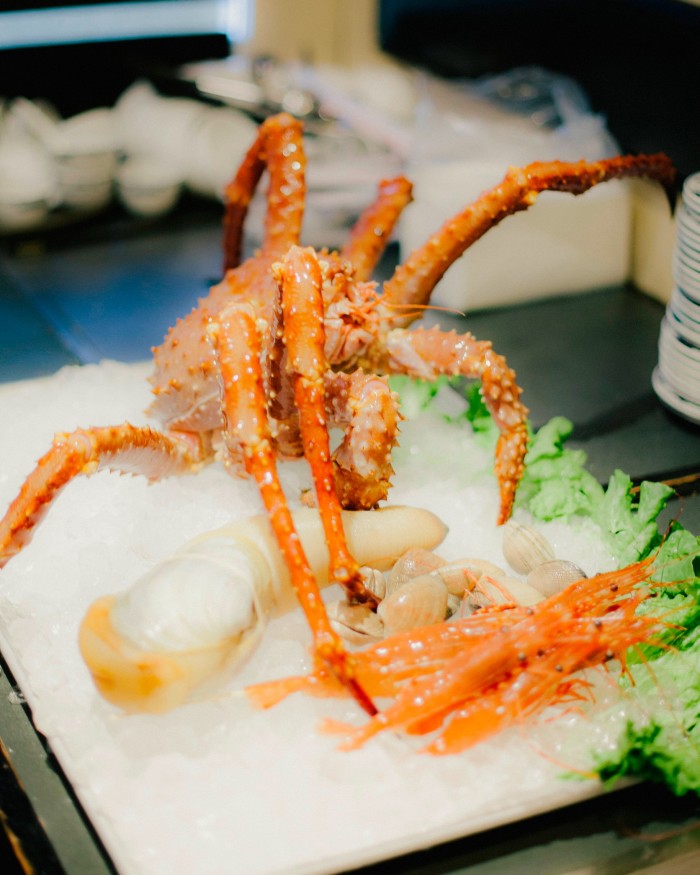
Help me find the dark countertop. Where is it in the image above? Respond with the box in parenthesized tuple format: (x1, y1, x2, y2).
(1, 203, 699, 874)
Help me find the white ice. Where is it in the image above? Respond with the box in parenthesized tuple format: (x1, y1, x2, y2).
(0, 361, 618, 875)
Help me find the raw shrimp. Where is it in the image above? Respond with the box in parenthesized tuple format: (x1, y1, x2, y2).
(247, 556, 670, 753)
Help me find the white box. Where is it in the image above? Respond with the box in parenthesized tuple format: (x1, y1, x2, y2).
(398, 160, 633, 311)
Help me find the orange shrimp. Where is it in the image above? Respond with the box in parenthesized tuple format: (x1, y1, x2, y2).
(246, 556, 669, 753)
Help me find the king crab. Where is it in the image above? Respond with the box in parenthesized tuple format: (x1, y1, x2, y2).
(0, 113, 675, 713)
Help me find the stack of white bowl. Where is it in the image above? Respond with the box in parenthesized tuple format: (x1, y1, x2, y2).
(653, 172, 700, 424)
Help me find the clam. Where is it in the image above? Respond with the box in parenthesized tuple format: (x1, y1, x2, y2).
(487, 575, 545, 606)
(360, 566, 389, 600)
(328, 599, 384, 644)
(387, 548, 446, 595)
(502, 521, 555, 575)
(377, 574, 449, 637)
(527, 559, 587, 598)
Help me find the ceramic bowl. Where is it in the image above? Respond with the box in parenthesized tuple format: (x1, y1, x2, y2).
(116, 156, 183, 217)
(0, 133, 58, 229)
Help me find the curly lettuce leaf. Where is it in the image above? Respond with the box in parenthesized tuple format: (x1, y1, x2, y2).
(590, 530, 700, 795)
(591, 471, 676, 567)
(515, 420, 675, 566)
(458, 381, 500, 445)
(516, 416, 604, 519)
(593, 642, 700, 796)
(632, 528, 700, 658)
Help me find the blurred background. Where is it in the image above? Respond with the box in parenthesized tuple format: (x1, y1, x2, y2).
(0, 0, 696, 306)
(2, 0, 698, 164)
(1, 0, 697, 241)
(2, 0, 697, 172)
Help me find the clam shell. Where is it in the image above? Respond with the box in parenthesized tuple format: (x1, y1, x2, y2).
(360, 566, 388, 600)
(387, 548, 446, 595)
(377, 574, 448, 636)
(328, 599, 384, 643)
(502, 521, 555, 575)
(110, 535, 270, 652)
(527, 560, 587, 598)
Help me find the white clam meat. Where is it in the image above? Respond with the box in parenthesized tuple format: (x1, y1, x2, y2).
(110, 537, 271, 652)
(79, 505, 447, 713)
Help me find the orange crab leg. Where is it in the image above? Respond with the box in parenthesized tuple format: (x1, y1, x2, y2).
(323, 370, 401, 509)
(383, 153, 676, 321)
(275, 246, 377, 605)
(222, 112, 306, 272)
(339, 176, 413, 282)
(365, 324, 528, 523)
(208, 303, 377, 715)
(0, 425, 209, 568)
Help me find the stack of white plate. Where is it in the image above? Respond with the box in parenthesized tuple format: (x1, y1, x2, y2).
(653, 172, 700, 423)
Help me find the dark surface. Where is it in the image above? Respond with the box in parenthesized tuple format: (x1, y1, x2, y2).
(0, 202, 699, 874)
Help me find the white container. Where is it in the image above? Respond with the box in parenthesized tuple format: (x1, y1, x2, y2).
(48, 108, 119, 184)
(116, 156, 183, 217)
(0, 194, 51, 231)
(60, 177, 113, 210)
(48, 107, 120, 155)
(54, 149, 117, 183)
(398, 160, 633, 311)
(185, 105, 257, 198)
(115, 82, 207, 177)
(48, 107, 119, 210)
(0, 132, 58, 230)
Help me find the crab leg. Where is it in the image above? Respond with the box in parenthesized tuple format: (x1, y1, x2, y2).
(154, 113, 308, 432)
(275, 246, 377, 604)
(383, 153, 676, 321)
(208, 301, 377, 715)
(339, 176, 413, 281)
(0, 425, 209, 568)
(222, 112, 306, 272)
(324, 370, 401, 509)
(366, 325, 528, 524)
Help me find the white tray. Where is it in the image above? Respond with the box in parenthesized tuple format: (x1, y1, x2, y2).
(0, 362, 623, 875)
